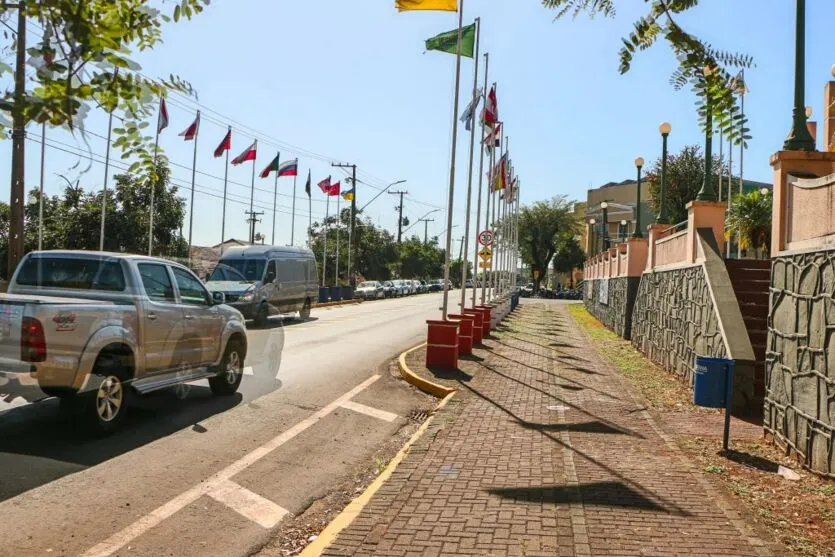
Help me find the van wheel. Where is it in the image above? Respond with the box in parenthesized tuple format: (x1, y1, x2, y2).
(299, 298, 311, 321)
(254, 303, 269, 327)
(82, 355, 130, 435)
(209, 341, 244, 395)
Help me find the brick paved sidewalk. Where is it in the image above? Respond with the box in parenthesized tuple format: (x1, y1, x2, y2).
(320, 302, 781, 556)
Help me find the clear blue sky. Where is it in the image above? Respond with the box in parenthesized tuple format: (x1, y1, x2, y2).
(6, 0, 835, 250)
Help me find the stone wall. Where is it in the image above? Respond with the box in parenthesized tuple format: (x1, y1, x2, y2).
(584, 277, 640, 339)
(766, 250, 835, 478)
(631, 266, 726, 382)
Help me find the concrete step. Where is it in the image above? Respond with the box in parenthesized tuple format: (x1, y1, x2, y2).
(747, 329, 768, 346)
(725, 259, 772, 270)
(738, 302, 769, 320)
(734, 291, 770, 305)
(751, 342, 767, 360)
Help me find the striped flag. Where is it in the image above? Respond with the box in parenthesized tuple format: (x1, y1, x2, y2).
(318, 176, 332, 193)
(214, 129, 231, 158)
(232, 141, 257, 165)
(157, 98, 169, 134)
(179, 112, 200, 141)
(277, 159, 298, 177)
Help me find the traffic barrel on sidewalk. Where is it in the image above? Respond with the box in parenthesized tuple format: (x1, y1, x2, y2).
(425, 320, 460, 369)
(448, 314, 475, 356)
(474, 306, 493, 336)
(462, 309, 484, 344)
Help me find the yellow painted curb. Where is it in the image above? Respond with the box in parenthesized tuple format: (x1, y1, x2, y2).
(299, 392, 456, 557)
(398, 342, 456, 398)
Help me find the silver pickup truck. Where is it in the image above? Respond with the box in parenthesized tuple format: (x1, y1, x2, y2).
(0, 251, 248, 434)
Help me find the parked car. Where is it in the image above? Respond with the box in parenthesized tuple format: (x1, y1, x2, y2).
(206, 245, 318, 325)
(465, 279, 474, 289)
(382, 281, 398, 298)
(1, 250, 248, 433)
(419, 280, 429, 293)
(427, 279, 443, 292)
(390, 279, 407, 297)
(411, 280, 423, 294)
(356, 281, 385, 300)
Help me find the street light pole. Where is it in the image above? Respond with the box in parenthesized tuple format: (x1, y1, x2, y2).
(658, 122, 672, 223)
(633, 158, 644, 238)
(588, 219, 596, 254)
(783, 0, 816, 151)
(696, 66, 717, 202)
(600, 202, 609, 248)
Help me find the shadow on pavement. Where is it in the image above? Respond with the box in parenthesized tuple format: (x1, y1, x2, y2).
(721, 449, 780, 473)
(428, 367, 473, 383)
(487, 481, 670, 513)
(0, 387, 243, 503)
(519, 420, 643, 437)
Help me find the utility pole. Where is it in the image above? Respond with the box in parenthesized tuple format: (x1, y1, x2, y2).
(332, 163, 357, 286)
(419, 218, 435, 243)
(245, 211, 264, 244)
(8, 1, 26, 275)
(389, 190, 408, 243)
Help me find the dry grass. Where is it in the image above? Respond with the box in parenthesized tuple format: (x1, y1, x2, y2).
(568, 303, 835, 557)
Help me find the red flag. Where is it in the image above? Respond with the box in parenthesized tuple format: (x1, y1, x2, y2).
(328, 182, 341, 196)
(157, 98, 169, 134)
(482, 122, 501, 145)
(231, 140, 257, 165)
(179, 112, 200, 141)
(318, 176, 332, 193)
(214, 129, 231, 158)
(482, 85, 498, 126)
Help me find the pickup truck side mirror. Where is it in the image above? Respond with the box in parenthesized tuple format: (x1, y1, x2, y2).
(212, 291, 226, 305)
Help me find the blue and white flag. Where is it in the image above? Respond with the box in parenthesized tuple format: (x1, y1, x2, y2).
(460, 86, 483, 131)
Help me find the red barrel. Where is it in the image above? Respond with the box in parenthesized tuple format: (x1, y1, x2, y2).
(462, 309, 483, 344)
(448, 314, 474, 356)
(425, 320, 459, 369)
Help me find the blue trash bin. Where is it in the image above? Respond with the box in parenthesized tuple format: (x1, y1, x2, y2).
(329, 286, 342, 302)
(318, 287, 330, 303)
(341, 286, 354, 300)
(693, 356, 735, 408)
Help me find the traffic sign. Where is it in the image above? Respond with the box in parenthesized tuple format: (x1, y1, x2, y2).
(478, 247, 492, 260)
(479, 261, 491, 269)
(478, 230, 494, 246)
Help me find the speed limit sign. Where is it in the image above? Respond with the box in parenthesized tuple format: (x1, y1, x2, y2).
(478, 230, 494, 246)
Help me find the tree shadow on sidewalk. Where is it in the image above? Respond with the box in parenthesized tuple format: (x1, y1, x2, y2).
(519, 420, 639, 436)
(488, 481, 668, 512)
(721, 449, 780, 473)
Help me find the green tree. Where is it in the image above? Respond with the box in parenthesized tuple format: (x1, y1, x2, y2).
(725, 189, 771, 258)
(399, 236, 444, 280)
(449, 258, 472, 286)
(518, 195, 580, 291)
(542, 0, 752, 145)
(645, 144, 725, 225)
(552, 236, 586, 281)
(1, 1, 207, 172)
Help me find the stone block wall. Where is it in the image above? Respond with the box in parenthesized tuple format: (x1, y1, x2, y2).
(584, 277, 640, 339)
(631, 266, 727, 384)
(766, 250, 835, 478)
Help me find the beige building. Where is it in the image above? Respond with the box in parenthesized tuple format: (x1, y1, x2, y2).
(583, 179, 653, 255)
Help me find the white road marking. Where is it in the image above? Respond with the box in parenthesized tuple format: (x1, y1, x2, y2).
(340, 400, 398, 423)
(80, 374, 382, 557)
(207, 480, 288, 528)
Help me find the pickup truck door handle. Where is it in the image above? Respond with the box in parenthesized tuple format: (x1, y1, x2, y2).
(147, 312, 157, 320)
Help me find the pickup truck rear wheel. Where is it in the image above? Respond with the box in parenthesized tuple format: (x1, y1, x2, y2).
(82, 355, 129, 435)
(209, 340, 244, 395)
(299, 298, 311, 321)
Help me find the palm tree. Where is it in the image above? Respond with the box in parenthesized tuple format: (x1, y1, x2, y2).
(725, 189, 772, 259)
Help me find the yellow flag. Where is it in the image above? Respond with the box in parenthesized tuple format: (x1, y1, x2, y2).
(396, 0, 457, 12)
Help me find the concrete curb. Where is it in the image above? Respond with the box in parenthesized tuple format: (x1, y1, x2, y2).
(398, 342, 456, 398)
(298, 392, 456, 556)
(314, 299, 363, 309)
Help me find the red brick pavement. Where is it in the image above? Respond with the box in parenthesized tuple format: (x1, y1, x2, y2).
(320, 302, 781, 556)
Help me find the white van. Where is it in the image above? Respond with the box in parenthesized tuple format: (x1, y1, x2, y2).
(206, 245, 318, 325)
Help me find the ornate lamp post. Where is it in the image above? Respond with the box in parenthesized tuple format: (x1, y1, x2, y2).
(620, 219, 628, 242)
(658, 122, 672, 223)
(588, 218, 597, 253)
(783, 0, 815, 151)
(600, 202, 609, 248)
(696, 65, 718, 202)
(632, 158, 644, 238)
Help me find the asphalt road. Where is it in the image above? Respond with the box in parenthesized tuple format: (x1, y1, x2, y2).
(0, 290, 461, 557)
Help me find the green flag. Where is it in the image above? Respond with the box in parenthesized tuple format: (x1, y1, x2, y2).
(425, 23, 476, 58)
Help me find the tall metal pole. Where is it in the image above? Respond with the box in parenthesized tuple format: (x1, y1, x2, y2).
(187, 111, 200, 258)
(323, 193, 329, 286)
(220, 126, 231, 253)
(272, 152, 280, 245)
(440, 0, 465, 320)
(8, 1, 27, 273)
(100, 111, 115, 251)
(249, 139, 258, 222)
(349, 164, 357, 286)
(459, 17, 480, 310)
(738, 72, 746, 258)
(718, 128, 724, 202)
(632, 161, 644, 238)
(38, 122, 46, 251)
(473, 53, 489, 307)
(335, 193, 340, 282)
(783, 0, 815, 151)
(481, 115, 495, 304)
(291, 161, 298, 246)
(658, 126, 670, 224)
(696, 72, 716, 202)
(727, 131, 733, 258)
(148, 134, 160, 256)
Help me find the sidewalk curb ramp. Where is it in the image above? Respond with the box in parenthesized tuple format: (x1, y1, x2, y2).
(298, 391, 456, 556)
(398, 342, 456, 398)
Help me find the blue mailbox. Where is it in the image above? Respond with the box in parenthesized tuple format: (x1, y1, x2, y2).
(693, 356, 736, 451)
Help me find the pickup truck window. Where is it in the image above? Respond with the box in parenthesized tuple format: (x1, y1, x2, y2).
(138, 263, 175, 302)
(16, 257, 126, 291)
(172, 267, 210, 306)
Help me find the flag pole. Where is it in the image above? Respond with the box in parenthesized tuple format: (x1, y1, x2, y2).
(148, 119, 161, 257)
(221, 126, 231, 254)
(272, 152, 280, 245)
(459, 17, 480, 311)
(323, 191, 329, 286)
(473, 53, 489, 308)
(250, 139, 258, 235)
(99, 112, 114, 252)
(308, 171, 312, 248)
(737, 68, 745, 259)
(37, 122, 45, 251)
(291, 160, 298, 246)
(441, 0, 466, 321)
(489, 122, 503, 301)
(483, 114, 496, 304)
(187, 110, 200, 261)
(336, 192, 340, 282)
